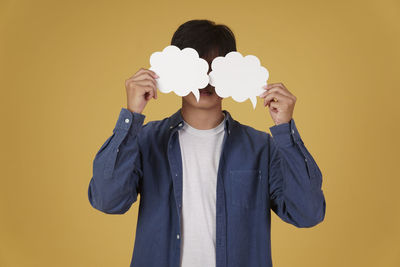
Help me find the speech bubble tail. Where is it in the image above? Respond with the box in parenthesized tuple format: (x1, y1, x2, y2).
(193, 89, 200, 102)
(250, 96, 257, 109)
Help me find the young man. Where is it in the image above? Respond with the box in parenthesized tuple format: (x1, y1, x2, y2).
(88, 19, 326, 267)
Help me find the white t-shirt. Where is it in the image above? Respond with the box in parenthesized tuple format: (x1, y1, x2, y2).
(178, 113, 226, 267)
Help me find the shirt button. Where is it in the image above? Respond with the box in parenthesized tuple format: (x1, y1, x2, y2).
(175, 173, 178, 177)
(177, 234, 180, 239)
(116, 148, 119, 152)
(291, 129, 294, 134)
(125, 118, 130, 123)
(178, 122, 183, 127)
(305, 158, 308, 162)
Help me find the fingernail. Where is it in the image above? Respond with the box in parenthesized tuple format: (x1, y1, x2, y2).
(154, 74, 159, 78)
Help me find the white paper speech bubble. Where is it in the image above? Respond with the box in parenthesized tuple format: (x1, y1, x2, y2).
(209, 51, 269, 109)
(149, 45, 209, 102)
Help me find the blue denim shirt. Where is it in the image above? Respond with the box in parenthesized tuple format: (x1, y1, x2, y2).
(88, 107, 326, 267)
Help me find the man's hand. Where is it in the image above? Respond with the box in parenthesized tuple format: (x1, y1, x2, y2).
(125, 68, 159, 114)
(259, 82, 296, 126)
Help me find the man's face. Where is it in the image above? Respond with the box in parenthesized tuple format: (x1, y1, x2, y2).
(182, 57, 223, 109)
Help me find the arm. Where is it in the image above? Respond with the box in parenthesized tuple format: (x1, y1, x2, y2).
(268, 118, 326, 228)
(88, 107, 146, 214)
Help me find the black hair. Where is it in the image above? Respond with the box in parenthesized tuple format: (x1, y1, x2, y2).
(171, 19, 237, 63)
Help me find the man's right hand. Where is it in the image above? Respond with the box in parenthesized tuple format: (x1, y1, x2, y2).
(125, 68, 159, 114)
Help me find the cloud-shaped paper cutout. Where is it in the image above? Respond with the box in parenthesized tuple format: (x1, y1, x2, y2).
(149, 45, 209, 102)
(208, 51, 269, 109)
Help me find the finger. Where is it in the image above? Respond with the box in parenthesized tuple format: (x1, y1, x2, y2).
(268, 100, 280, 113)
(259, 87, 292, 98)
(263, 91, 282, 105)
(134, 68, 159, 79)
(132, 72, 158, 83)
(264, 96, 276, 107)
(153, 84, 158, 99)
(134, 81, 155, 95)
(262, 85, 296, 102)
(265, 83, 294, 97)
(265, 82, 286, 90)
(263, 91, 287, 107)
(126, 73, 156, 89)
(264, 95, 276, 107)
(264, 96, 273, 107)
(264, 83, 288, 93)
(144, 86, 154, 101)
(128, 70, 158, 83)
(133, 78, 157, 89)
(131, 82, 157, 98)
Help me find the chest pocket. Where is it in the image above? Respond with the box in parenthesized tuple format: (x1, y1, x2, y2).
(229, 169, 262, 209)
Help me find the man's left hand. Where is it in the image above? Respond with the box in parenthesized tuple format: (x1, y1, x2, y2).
(259, 82, 296, 126)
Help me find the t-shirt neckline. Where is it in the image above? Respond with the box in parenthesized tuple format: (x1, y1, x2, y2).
(181, 113, 226, 137)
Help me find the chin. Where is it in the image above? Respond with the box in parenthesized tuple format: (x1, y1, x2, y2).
(182, 91, 222, 109)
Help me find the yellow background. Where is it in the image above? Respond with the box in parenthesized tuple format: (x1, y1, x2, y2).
(1, 0, 399, 266)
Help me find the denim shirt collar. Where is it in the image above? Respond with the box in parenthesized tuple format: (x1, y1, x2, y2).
(168, 108, 234, 136)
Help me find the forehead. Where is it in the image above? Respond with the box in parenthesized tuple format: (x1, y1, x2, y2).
(202, 51, 220, 67)
(202, 47, 221, 60)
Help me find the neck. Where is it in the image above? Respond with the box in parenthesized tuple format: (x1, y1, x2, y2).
(180, 102, 225, 130)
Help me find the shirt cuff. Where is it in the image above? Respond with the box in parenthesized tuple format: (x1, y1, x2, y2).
(269, 118, 302, 147)
(113, 107, 146, 135)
